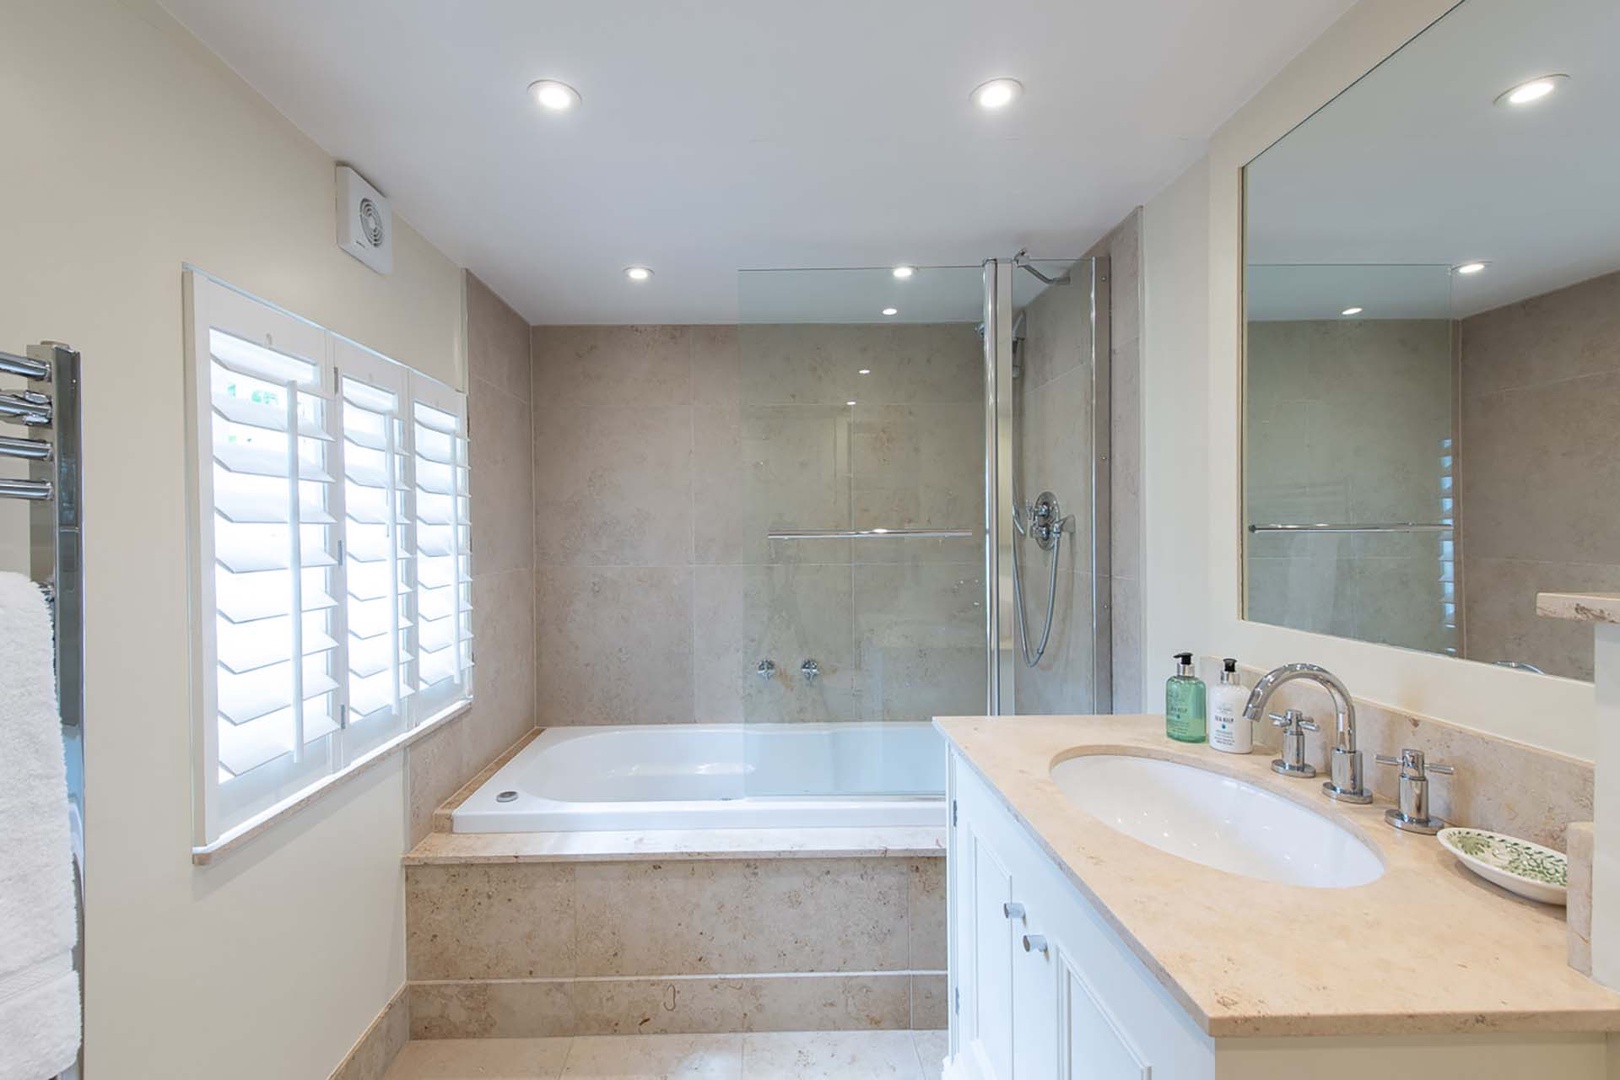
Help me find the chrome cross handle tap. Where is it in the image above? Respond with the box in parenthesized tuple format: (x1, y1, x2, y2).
(1243, 663, 1372, 804)
(1269, 709, 1318, 777)
(1377, 748, 1454, 834)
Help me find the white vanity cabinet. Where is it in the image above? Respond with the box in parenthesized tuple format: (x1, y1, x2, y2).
(943, 746, 1614, 1080)
(946, 752, 1213, 1080)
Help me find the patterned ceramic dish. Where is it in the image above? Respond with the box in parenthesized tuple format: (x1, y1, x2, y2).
(1437, 827, 1567, 905)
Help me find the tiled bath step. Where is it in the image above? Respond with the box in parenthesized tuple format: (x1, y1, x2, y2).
(383, 1030, 949, 1079)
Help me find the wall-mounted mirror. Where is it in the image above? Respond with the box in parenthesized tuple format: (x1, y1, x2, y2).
(1242, 0, 1620, 683)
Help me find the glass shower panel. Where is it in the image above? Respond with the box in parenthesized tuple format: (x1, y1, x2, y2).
(997, 257, 1109, 718)
(734, 266, 987, 797)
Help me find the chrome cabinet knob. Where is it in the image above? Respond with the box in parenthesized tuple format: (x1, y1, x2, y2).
(1002, 902, 1026, 920)
(1022, 934, 1048, 956)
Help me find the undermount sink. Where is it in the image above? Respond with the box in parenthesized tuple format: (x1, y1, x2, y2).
(1050, 754, 1384, 889)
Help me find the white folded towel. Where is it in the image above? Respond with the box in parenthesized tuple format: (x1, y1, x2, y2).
(0, 572, 79, 1080)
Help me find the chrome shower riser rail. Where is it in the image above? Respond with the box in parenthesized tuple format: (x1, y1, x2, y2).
(767, 528, 974, 540)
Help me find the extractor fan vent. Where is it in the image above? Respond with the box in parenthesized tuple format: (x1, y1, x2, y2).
(336, 165, 393, 274)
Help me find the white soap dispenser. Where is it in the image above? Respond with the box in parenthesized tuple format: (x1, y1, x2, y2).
(1208, 658, 1252, 754)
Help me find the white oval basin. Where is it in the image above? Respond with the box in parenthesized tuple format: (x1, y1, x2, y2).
(1050, 754, 1383, 889)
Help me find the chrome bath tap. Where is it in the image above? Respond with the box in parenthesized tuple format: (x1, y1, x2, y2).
(1242, 663, 1372, 804)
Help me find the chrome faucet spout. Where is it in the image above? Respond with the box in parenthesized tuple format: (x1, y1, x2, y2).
(1242, 662, 1371, 804)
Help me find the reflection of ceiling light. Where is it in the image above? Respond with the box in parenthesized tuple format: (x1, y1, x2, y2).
(1495, 74, 1568, 107)
(530, 80, 581, 111)
(892, 266, 915, 279)
(1341, 306, 1364, 316)
(881, 307, 898, 316)
(858, 368, 871, 375)
(624, 266, 653, 282)
(846, 400, 858, 406)
(1454, 262, 1488, 275)
(971, 78, 1024, 110)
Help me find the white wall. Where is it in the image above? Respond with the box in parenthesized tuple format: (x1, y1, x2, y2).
(1139, 0, 1597, 761)
(0, 1, 464, 1076)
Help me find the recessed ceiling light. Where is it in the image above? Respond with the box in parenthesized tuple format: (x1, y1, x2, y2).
(1454, 262, 1488, 275)
(857, 368, 872, 375)
(1495, 74, 1568, 107)
(971, 78, 1024, 110)
(892, 266, 915, 280)
(1341, 306, 1364, 316)
(529, 79, 581, 111)
(881, 307, 898, 316)
(624, 266, 653, 282)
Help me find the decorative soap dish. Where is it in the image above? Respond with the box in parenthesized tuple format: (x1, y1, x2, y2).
(1437, 827, 1567, 906)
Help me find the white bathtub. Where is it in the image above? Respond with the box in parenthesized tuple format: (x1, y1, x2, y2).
(452, 722, 947, 833)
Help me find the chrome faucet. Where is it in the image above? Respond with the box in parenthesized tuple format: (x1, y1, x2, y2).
(1242, 663, 1372, 804)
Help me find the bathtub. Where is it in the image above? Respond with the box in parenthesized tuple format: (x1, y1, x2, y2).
(452, 722, 947, 832)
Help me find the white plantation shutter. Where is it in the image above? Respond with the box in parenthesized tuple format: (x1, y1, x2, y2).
(408, 372, 474, 716)
(186, 272, 472, 850)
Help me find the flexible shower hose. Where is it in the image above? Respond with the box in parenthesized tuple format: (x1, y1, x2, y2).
(1010, 507, 1067, 667)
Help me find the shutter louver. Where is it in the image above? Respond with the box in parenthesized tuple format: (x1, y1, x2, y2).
(409, 381, 473, 714)
(207, 328, 340, 782)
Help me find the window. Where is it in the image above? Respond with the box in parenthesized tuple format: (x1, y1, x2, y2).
(185, 271, 472, 851)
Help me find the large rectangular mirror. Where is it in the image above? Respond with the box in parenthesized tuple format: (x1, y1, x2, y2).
(1242, 0, 1620, 683)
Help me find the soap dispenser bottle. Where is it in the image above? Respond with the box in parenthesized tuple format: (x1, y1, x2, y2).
(1165, 653, 1207, 743)
(1208, 658, 1252, 754)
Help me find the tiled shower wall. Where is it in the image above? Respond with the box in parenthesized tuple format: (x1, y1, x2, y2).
(403, 273, 537, 844)
(529, 323, 985, 728)
(1459, 269, 1620, 680)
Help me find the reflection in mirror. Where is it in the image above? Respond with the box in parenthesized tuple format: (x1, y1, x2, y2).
(1242, 0, 1620, 683)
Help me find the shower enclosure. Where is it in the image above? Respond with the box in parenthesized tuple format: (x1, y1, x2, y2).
(733, 256, 1110, 800)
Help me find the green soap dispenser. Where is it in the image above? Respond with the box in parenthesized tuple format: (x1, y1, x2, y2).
(1165, 652, 1208, 743)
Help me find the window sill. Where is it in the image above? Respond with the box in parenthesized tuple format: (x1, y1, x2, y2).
(191, 699, 473, 866)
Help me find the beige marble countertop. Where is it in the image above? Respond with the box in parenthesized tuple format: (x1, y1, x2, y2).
(1538, 592, 1620, 625)
(936, 713, 1620, 1039)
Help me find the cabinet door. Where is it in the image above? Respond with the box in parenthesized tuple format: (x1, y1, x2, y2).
(1060, 952, 1152, 1079)
(966, 826, 1016, 1079)
(1011, 918, 1059, 1079)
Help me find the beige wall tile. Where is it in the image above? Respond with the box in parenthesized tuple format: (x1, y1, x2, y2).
(466, 273, 531, 403)
(853, 562, 985, 721)
(690, 325, 742, 408)
(573, 859, 910, 977)
(571, 980, 746, 1036)
(738, 325, 980, 407)
(329, 987, 409, 1080)
(532, 325, 695, 407)
(1460, 270, 1620, 397)
(534, 404, 693, 567)
(1462, 557, 1615, 681)
(467, 567, 537, 767)
(910, 975, 948, 1030)
(536, 566, 694, 726)
(469, 375, 534, 577)
(405, 719, 468, 848)
(406, 864, 576, 980)
(737, 974, 913, 1032)
(409, 980, 576, 1040)
(907, 859, 946, 971)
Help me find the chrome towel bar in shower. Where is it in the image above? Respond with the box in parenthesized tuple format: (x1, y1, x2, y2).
(767, 527, 975, 540)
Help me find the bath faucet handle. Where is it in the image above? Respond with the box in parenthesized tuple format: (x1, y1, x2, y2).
(1377, 749, 1453, 834)
(756, 659, 776, 680)
(800, 659, 821, 682)
(1270, 710, 1318, 779)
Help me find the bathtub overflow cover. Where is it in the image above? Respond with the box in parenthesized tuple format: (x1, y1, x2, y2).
(496, 790, 519, 803)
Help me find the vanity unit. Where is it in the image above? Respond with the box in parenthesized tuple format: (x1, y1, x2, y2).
(938, 713, 1620, 1079)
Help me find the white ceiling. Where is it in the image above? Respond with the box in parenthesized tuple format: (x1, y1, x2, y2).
(159, 0, 1355, 324)
(1246, 0, 1620, 320)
